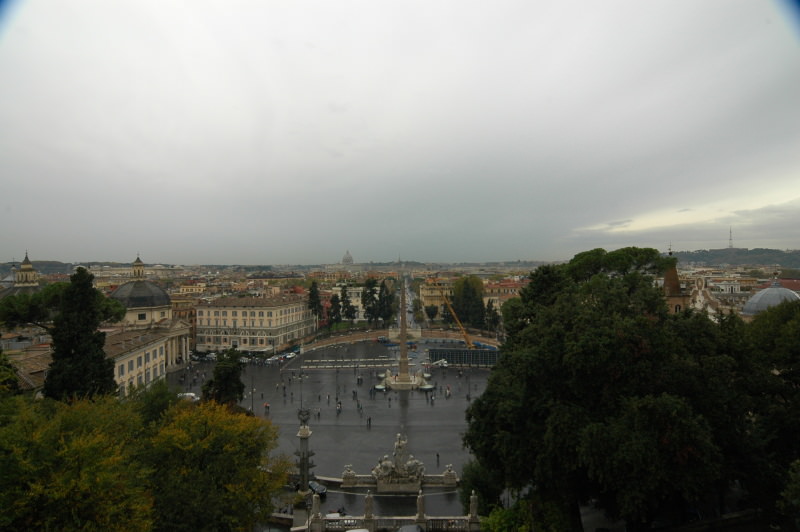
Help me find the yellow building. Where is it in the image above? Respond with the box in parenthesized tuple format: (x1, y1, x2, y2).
(196, 295, 316, 353)
(104, 326, 190, 396)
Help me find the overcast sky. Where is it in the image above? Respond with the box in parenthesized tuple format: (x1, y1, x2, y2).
(1, 1, 799, 265)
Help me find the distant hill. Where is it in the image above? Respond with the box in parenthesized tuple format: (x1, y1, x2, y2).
(673, 248, 800, 268)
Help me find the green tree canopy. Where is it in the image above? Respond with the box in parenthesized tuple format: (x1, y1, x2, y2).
(0, 396, 153, 532)
(0, 267, 125, 401)
(361, 278, 379, 326)
(328, 293, 342, 328)
(340, 286, 357, 322)
(0, 389, 290, 532)
(452, 275, 485, 328)
(307, 281, 323, 320)
(424, 304, 438, 323)
(464, 247, 775, 531)
(143, 400, 289, 532)
(202, 348, 245, 406)
(377, 279, 394, 325)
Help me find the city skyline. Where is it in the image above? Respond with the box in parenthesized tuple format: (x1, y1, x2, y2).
(1, 1, 799, 265)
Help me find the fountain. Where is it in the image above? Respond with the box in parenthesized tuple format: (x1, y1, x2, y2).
(341, 433, 458, 493)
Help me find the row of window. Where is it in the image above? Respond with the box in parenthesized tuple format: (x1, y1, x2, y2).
(120, 363, 166, 395)
(197, 336, 272, 345)
(197, 307, 306, 318)
(117, 346, 165, 378)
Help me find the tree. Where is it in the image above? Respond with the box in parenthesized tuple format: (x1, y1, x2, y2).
(484, 300, 500, 332)
(361, 278, 379, 326)
(377, 279, 394, 326)
(143, 401, 290, 532)
(202, 348, 245, 406)
(452, 275, 485, 328)
(0, 267, 125, 401)
(0, 349, 20, 397)
(307, 281, 323, 321)
(464, 247, 764, 531)
(340, 286, 357, 322)
(424, 304, 439, 323)
(0, 396, 153, 531)
(328, 293, 342, 328)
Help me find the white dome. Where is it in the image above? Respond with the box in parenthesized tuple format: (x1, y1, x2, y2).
(742, 281, 800, 315)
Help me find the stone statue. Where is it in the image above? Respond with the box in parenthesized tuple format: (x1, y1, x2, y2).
(470, 490, 478, 518)
(416, 489, 425, 518)
(364, 490, 373, 518)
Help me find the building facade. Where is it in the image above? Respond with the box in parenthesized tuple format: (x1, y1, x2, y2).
(104, 325, 191, 396)
(195, 295, 316, 353)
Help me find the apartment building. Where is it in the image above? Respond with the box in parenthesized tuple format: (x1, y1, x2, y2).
(195, 295, 316, 353)
(104, 325, 191, 396)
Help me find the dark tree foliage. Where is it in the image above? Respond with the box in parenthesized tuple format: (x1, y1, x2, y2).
(452, 275, 485, 328)
(45, 268, 123, 400)
(361, 278, 379, 326)
(465, 247, 780, 531)
(0, 349, 20, 397)
(340, 287, 357, 322)
(377, 280, 394, 325)
(202, 349, 245, 406)
(0, 268, 125, 401)
(328, 293, 342, 327)
(307, 281, 323, 320)
(424, 305, 438, 322)
(484, 300, 500, 332)
(746, 300, 800, 517)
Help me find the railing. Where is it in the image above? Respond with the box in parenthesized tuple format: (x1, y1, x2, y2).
(318, 516, 472, 531)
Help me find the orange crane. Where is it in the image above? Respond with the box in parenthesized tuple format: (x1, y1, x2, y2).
(439, 286, 474, 349)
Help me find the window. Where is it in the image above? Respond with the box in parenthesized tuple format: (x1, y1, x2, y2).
(258, 311, 264, 317)
(145, 351, 150, 363)
(198, 310, 204, 317)
(232, 311, 238, 317)
(214, 311, 219, 316)
(159, 346, 164, 356)
(138, 313, 146, 321)
(137, 375, 143, 386)
(222, 311, 227, 316)
(145, 369, 151, 384)
(160, 311, 166, 318)
(242, 338, 248, 344)
(250, 311, 256, 317)
(118, 364, 125, 377)
(128, 360, 134, 372)
(137, 356, 142, 368)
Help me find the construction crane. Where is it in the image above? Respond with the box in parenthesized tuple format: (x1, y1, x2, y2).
(439, 286, 474, 349)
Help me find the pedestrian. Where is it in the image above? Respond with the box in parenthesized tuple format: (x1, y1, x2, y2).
(367, 416, 371, 428)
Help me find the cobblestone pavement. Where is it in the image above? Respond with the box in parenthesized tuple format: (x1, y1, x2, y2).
(170, 338, 490, 518)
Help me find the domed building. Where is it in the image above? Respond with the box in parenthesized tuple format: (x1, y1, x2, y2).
(741, 277, 800, 318)
(0, 252, 41, 300)
(110, 256, 172, 325)
(105, 256, 191, 395)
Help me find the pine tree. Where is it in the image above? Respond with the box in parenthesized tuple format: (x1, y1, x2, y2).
(44, 267, 123, 400)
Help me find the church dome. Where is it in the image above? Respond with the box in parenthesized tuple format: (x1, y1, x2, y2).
(110, 280, 170, 309)
(742, 281, 800, 316)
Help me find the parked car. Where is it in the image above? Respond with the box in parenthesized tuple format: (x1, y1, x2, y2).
(396, 526, 423, 532)
(308, 480, 327, 497)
